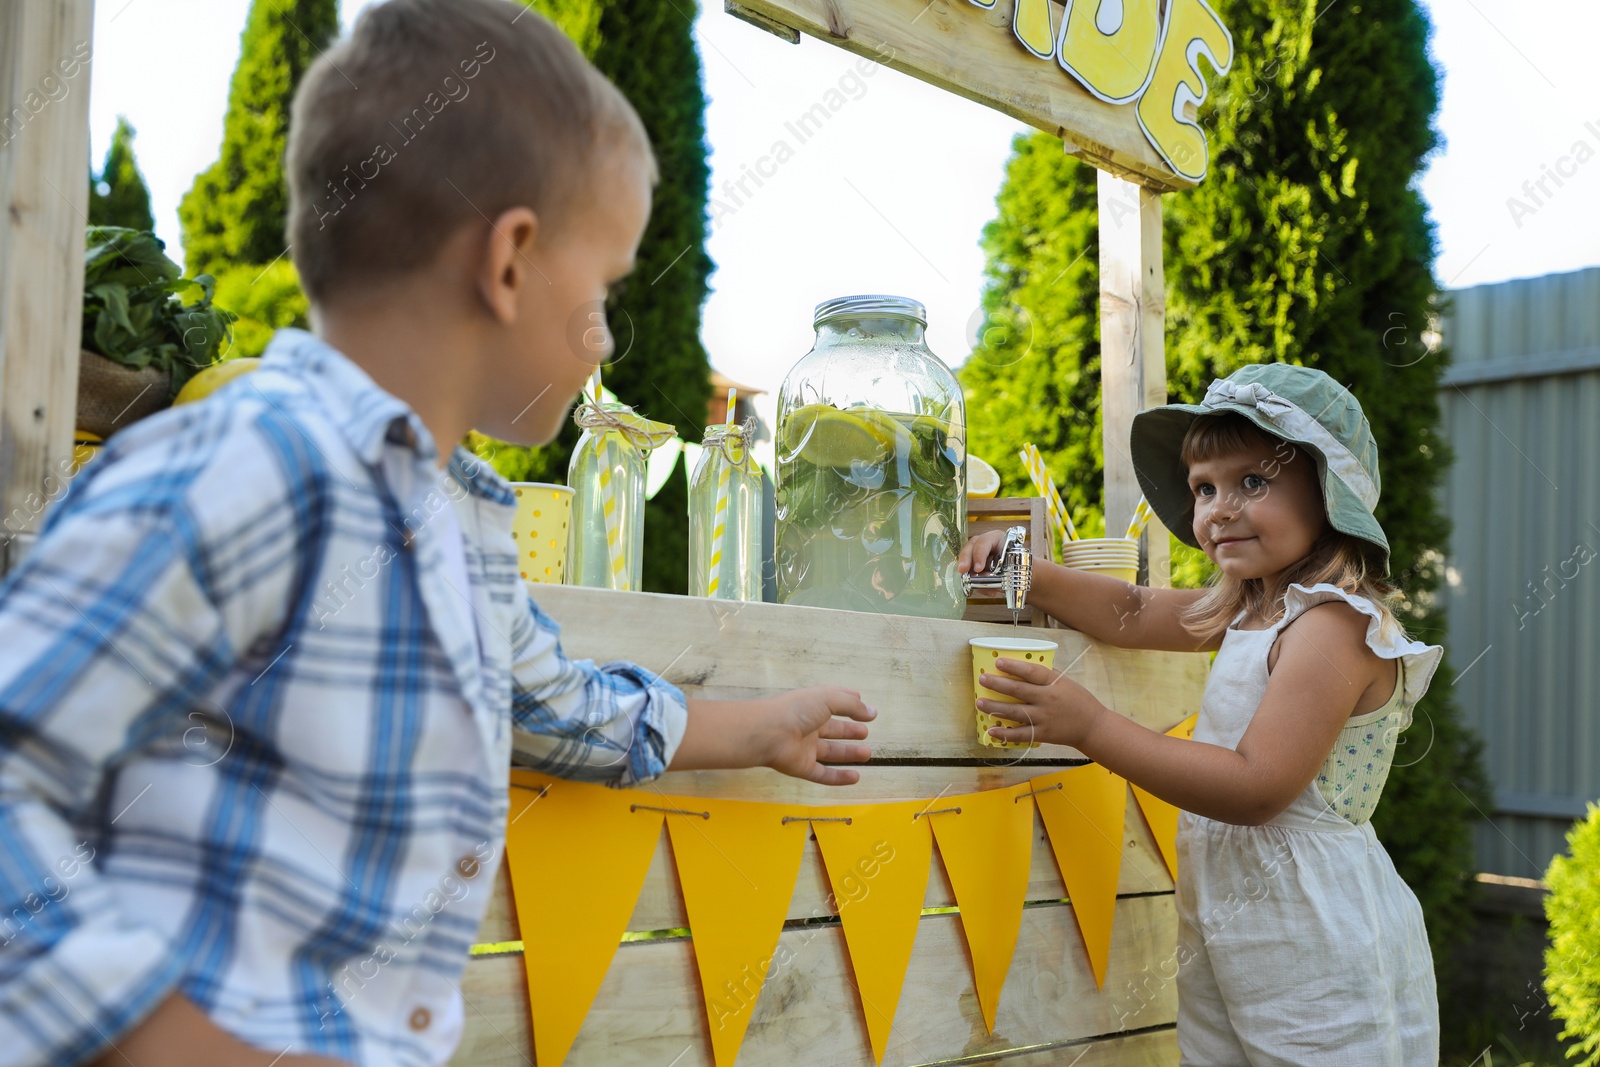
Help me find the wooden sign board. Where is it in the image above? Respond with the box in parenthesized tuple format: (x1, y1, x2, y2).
(726, 0, 1233, 191)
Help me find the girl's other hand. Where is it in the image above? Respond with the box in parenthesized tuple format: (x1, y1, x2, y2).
(957, 529, 1010, 576)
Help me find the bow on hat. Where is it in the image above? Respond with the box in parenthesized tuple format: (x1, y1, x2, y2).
(1202, 379, 1295, 419)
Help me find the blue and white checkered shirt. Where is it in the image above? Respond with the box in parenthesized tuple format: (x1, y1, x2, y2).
(0, 329, 688, 1067)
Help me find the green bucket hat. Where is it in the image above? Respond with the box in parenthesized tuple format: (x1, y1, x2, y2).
(1129, 363, 1390, 573)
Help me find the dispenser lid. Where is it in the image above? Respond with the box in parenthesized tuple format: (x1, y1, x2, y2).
(813, 294, 926, 328)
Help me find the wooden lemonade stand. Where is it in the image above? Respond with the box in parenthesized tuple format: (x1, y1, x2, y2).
(453, 2, 1234, 1064)
(0, 0, 1232, 1063)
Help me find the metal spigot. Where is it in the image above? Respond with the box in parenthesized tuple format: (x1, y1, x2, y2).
(962, 525, 1033, 625)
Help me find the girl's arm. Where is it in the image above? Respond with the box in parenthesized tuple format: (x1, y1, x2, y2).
(958, 532, 1218, 652)
(980, 602, 1382, 825)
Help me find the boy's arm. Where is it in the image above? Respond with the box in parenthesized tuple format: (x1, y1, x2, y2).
(508, 593, 690, 785)
(508, 600, 874, 786)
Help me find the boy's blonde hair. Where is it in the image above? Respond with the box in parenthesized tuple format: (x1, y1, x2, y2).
(286, 0, 655, 303)
(1176, 412, 1407, 645)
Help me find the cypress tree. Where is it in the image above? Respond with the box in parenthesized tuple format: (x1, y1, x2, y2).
(179, 0, 338, 278)
(962, 0, 1488, 955)
(89, 117, 155, 233)
(474, 1, 712, 596)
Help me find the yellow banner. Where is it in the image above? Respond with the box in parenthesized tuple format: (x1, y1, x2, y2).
(503, 773, 663, 1067)
(811, 802, 934, 1066)
(666, 795, 810, 1067)
(926, 784, 1035, 1034)
(1130, 714, 1199, 881)
(499, 767, 1178, 1064)
(1032, 764, 1127, 988)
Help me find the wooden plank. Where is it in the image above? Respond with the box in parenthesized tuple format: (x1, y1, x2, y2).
(724, 0, 1192, 191)
(453, 894, 1178, 1067)
(1096, 172, 1170, 589)
(0, 0, 93, 576)
(523, 585, 1208, 762)
(475, 784, 1173, 942)
(963, 496, 1049, 626)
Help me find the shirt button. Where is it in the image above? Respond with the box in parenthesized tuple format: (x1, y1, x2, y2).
(456, 854, 481, 879)
(409, 1007, 431, 1032)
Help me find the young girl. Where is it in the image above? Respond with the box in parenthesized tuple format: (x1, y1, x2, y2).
(959, 364, 1442, 1065)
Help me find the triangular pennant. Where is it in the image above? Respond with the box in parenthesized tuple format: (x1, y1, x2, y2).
(666, 795, 810, 1067)
(810, 803, 934, 1065)
(926, 786, 1034, 1033)
(1031, 766, 1126, 988)
(503, 772, 663, 1067)
(1130, 714, 1199, 881)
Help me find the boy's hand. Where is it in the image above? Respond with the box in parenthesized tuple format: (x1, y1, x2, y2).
(956, 529, 1011, 577)
(761, 687, 875, 786)
(92, 992, 351, 1067)
(977, 659, 1108, 748)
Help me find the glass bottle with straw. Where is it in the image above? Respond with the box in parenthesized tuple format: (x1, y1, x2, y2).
(566, 369, 676, 591)
(689, 388, 763, 601)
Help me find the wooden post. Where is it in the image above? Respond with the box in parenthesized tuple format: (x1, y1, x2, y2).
(1097, 170, 1171, 588)
(0, 0, 95, 575)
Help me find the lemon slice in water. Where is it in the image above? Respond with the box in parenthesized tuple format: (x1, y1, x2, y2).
(783, 404, 894, 467)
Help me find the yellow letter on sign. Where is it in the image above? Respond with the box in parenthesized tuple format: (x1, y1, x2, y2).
(1056, 0, 1164, 104)
(1136, 0, 1232, 182)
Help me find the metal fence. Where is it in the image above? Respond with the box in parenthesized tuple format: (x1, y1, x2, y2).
(1437, 265, 1600, 879)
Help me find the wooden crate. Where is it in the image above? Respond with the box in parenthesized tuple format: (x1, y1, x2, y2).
(453, 585, 1207, 1066)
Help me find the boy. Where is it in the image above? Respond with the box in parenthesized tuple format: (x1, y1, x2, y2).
(0, 2, 874, 1065)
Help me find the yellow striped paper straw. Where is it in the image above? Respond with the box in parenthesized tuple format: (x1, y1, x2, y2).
(1125, 496, 1156, 541)
(706, 388, 735, 596)
(1019, 444, 1078, 546)
(593, 368, 628, 588)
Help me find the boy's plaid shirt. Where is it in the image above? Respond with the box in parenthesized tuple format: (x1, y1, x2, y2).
(0, 330, 687, 1067)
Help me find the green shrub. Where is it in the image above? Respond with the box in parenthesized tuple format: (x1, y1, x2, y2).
(212, 260, 309, 359)
(1546, 804, 1600, 1066)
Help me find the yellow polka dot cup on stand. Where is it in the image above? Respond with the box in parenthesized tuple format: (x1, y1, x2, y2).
(510, 482, 574, 585)
(969, 637, 1058, 749)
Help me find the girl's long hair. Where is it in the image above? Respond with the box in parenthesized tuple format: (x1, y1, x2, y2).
(1177, 412, 1409, 645)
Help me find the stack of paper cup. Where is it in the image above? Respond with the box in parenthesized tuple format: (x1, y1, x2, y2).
(969, 637, 1058, 749)
(1060, 537, 1140, 584)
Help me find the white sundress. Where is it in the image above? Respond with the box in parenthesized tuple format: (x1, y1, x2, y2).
(1176, 583, 1445, 1066)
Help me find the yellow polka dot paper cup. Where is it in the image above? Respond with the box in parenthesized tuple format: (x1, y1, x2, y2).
(969, 637, 1058, 749)
(510, 482, 574, 585)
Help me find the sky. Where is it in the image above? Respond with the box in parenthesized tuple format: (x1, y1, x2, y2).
(87, 0, 1600, 402)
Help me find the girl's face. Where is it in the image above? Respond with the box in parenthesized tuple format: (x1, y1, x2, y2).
(1187, 435, 1329, 593)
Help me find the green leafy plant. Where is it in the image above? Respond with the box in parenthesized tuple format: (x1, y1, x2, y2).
(1546, 804, 1600, 1066)
(82, 226, 236, 399)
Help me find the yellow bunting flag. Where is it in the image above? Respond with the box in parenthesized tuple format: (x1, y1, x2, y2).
(811, 803, 934, 1066)
(666, 796, 810, 1067)
(926, 785, 1035, 1034)
(1130, 714, 1200, 882)
(1031, 766, 1127, 988)
(502, 771, 664, 1067)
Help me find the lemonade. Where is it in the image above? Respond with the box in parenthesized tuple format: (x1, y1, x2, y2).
(775, 402, 967, 619)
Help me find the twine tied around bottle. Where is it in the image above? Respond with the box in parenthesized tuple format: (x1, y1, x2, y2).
(572, 399, 677, 453)
(702, 417, 759, 477)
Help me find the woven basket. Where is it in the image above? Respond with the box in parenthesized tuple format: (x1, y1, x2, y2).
(76, 348, 170, 438)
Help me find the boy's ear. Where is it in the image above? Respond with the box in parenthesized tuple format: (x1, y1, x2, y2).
(477, 207, 541, 325)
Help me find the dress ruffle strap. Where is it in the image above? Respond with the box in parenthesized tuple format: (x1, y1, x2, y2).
(1275, 583, 1444, 709)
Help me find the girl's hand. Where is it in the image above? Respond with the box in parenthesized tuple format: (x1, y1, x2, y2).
(977, 659, 1108, 748)
(957, 529, 1010, 577)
